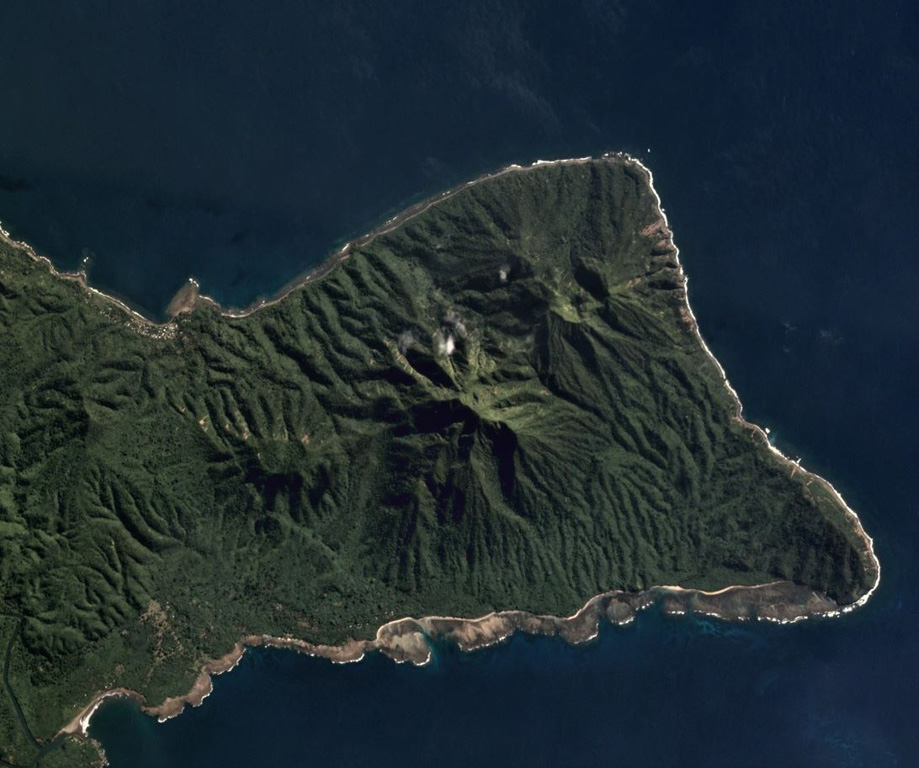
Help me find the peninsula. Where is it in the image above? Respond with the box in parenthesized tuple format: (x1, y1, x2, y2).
(0, 156, 878, 766)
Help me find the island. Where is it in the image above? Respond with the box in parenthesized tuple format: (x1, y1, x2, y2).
(0, 156, 879, 766)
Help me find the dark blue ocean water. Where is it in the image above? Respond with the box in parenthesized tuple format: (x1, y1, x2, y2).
(1, 1, 917, 765)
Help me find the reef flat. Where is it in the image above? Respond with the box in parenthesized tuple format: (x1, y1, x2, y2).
(0, 157, 877, 765)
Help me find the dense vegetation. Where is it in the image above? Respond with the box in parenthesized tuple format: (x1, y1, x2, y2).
(0, 159, 873, 763)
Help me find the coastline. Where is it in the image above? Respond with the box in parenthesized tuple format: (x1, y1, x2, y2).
(59, 578, 845, 740)
(635, 158, 881, 616)
(2, 154, 880, 743)
(0, 157, 596, 326)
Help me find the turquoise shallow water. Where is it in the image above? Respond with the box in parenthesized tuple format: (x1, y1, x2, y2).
(2, 1, 918, 765)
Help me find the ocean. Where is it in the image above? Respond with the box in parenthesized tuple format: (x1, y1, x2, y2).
(1, 1, 917, 765)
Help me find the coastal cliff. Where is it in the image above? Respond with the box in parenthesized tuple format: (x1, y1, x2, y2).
(0, 156, 877, 765)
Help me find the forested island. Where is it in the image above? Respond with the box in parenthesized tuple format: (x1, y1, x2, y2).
(0, 157, 878, 765)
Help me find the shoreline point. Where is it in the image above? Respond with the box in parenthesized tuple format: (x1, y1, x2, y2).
(11, 154, 878, 742)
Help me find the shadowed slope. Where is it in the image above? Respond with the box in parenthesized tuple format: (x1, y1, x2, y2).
(0, 158, 875, 760)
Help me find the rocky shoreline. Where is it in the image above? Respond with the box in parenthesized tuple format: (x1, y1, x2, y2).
(59, 577, 847, 744)
(1, 156, 602, 325)
(11, 154, 878, 755)
(0, 154, 883, 606)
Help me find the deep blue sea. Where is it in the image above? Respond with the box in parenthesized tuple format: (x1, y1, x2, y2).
(1, 1, 918, 765)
